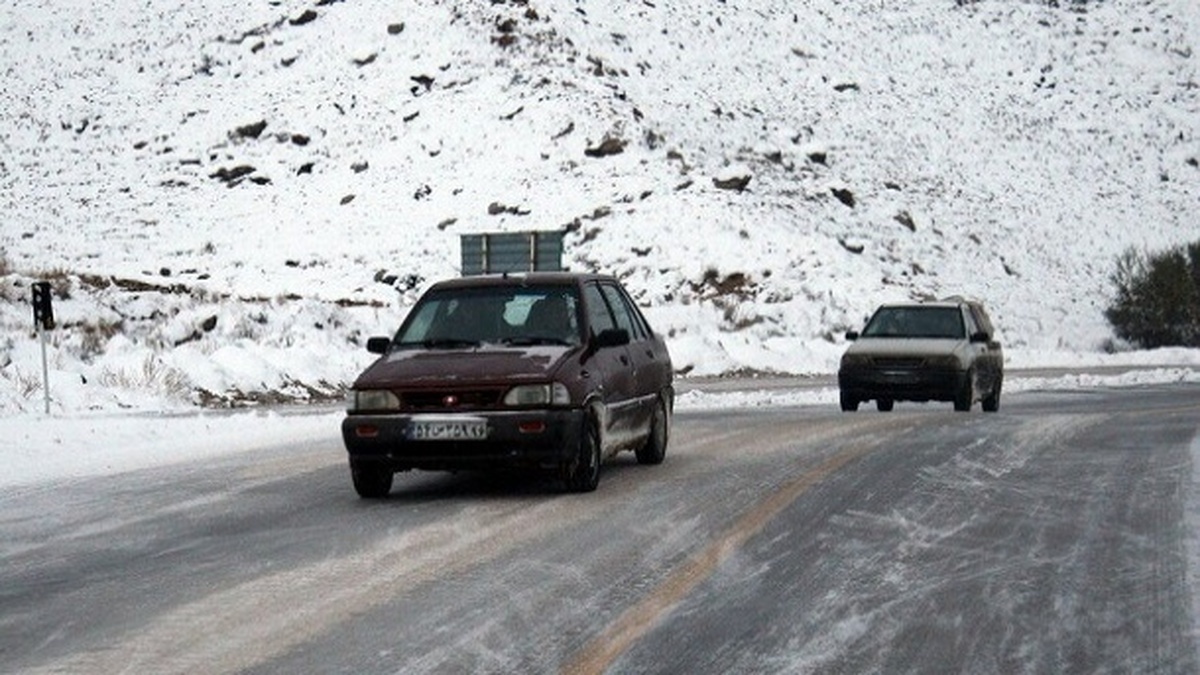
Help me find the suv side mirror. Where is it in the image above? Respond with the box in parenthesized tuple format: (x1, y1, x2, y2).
(366, 337, 391, 354)
(593, 328, 631, 350)
(846, 331, 860, 341)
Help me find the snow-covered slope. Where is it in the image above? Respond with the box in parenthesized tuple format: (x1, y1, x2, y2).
(1, 0, 1198, 412)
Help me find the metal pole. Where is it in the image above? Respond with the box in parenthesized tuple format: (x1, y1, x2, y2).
(39, 325, 50, 415)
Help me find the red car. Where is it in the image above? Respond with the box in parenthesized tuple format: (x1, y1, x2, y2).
(342, 273, 674, 497)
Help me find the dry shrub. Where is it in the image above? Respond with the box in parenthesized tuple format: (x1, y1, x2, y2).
(98, 356, 190, 400)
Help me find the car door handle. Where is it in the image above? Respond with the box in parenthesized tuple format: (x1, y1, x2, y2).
(620, 355, 630, 366)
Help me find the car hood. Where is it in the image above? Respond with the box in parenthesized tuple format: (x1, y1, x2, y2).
(353, 344, 577, 388)
(843, 337, 965, 357)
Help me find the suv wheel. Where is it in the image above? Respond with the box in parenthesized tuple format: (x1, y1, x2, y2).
(351, 462, 393, 499)
(564, 419, 601, 493)
(876, 399, 894, 412)
(636, 397, 669, 465)
(840, 392, 859, 412)
(954, 373, 974, 412)
(982, 384, 1001, 413)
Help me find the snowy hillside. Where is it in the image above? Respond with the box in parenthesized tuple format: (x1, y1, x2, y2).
(1, 0, 1198, 413)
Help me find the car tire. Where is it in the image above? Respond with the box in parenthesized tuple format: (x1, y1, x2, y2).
(636, 397, 669, 465)
(351, 462, 393, 499)
(876, 399, 894, 412)
(564, 418, 601, 493)
(982, 384, 1001, 413)
(840, 392, 859, 412)
(954, 373, 973, 412)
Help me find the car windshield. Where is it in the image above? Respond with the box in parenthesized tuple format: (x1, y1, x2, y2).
(861, 306, 965, 339)
(392, 285, 583, 348)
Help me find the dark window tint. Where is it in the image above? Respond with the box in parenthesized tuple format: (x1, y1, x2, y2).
(862, 306, 965, 340)
(599, 284, 646, 341)
(583, 283, 617, 335)
(963, 307, 981, 336)
(394, 285, 581, 346)
(969, 304, 995, 337)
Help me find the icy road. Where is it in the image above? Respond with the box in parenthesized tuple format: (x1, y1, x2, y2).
(2, 384, 1199, 673)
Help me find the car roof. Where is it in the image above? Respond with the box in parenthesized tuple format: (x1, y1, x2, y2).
(428, 272, 616, 291)
(877, 297, 984, 310)
(876, 301, 962, 309)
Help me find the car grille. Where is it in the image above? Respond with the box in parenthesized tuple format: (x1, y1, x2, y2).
(399, 388, 506, 411)
(872, 357, 925, 369)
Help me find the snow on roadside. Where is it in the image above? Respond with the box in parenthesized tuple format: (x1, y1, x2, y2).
(0, 408, 345, 492)
(675, 368, 1200, 410)
(2, 369, 1196, 492)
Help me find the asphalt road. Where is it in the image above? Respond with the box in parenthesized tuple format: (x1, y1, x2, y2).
(2, 384, 1199, 674)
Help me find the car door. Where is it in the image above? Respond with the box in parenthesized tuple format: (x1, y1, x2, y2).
(963, 304, 1000, 394)
(598, 282, 665, 426)
(581, 282, 638, 451)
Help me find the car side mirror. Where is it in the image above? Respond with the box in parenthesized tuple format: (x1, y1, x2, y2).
(969, 331, 990, 344)
(366, 337, 391, 354)
(846, 331, 860, 341)
(593, 328, 631, 350)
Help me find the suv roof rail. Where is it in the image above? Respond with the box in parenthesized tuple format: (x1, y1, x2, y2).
(939, 294, 975, 304)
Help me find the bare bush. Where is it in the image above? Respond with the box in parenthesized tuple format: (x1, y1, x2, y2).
(1105, 240, 1200, 348)
(98, 356, 191, 400)
(78, 319, 124, 362)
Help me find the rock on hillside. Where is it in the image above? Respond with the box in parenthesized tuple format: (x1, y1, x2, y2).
(0, 0, 1198, 410)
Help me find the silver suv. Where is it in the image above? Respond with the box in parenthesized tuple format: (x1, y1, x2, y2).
(838, 298, 1003, 412)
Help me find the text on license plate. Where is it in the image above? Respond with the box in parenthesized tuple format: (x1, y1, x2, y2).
(408, 419, 489, 441)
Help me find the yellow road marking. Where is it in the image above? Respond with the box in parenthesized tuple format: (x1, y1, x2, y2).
(561, 441, 876, 674)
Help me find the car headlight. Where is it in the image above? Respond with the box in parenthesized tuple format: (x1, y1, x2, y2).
(350, 389, 401, 412)
(504, 383, 571, 407)
(925, 355, 963, 370)
(840, 354, 872, 369)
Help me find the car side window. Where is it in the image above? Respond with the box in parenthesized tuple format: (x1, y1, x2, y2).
(614, 285, 653, 341)
(599, 284, 644, 341)
(970, 304, 995, 338)
(963, 307, 981, 337)
(583, 284, 617, 336)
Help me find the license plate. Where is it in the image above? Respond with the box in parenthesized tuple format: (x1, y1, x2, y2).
(408, 417, 489, 441)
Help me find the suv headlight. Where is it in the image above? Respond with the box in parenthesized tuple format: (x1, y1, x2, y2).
(840, 354, 871, 369)
(350, 389, 401, 412)
(504, 383, 571, 407)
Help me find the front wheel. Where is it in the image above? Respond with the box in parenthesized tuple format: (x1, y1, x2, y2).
(564, 419, 601, 493)
(351, 462, 393, 499)
(953, 373, 973, 412)
(876, 399, 894, 412)
(636, 397, 669, 465)
(840, 391, 860, 412)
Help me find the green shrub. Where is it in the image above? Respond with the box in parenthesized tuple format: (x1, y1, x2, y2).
(1104, 241, 1200, 348)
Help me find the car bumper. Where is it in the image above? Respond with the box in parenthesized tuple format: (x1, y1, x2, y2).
(838, 368, 967, 403)
(342, 409, 585, 472)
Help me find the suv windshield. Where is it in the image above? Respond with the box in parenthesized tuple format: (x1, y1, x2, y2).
(393, 285, 583, 348)
(861, 306, 965, 340)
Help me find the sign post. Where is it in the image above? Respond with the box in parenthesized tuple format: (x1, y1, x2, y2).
(31, 281, 54, 415)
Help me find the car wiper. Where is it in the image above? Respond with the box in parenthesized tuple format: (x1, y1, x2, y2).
(502, 336, 574, 347)
(421, 338, 481, 349)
